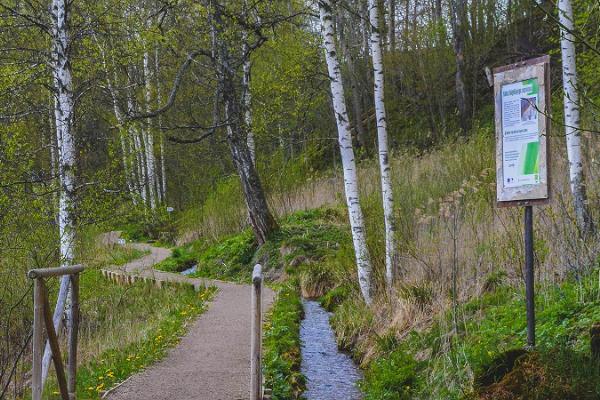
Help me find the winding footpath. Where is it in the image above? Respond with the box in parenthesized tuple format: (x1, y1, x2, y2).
(104, 243, 274, 400)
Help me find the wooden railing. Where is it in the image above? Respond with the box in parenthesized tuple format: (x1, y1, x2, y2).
(28, 265, 84, 400)
(251, 264, 263, 400)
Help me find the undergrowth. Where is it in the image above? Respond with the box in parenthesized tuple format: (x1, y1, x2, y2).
(356, 270, 600, 399)
(263, 279, 305, 400)
(40, 271, 216, 399)
(155, 208, 348, 283)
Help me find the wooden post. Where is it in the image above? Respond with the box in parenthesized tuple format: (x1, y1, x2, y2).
(40, 280, 70, 400)
(251, 264, 263, 400)
(67, 273, 80, 399)
(32, 278, 44, 400)
(28, 266, 85, 399)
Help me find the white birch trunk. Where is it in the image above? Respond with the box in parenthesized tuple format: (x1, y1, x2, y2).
(558, 0, 592, 235)
(128, 95, 148, 205)
(143, 47, 157, 209)
(155, 47, 167, 203)
(369, 0, 397, 289)
(42, 0, 75, 385)
(242, 32, 255, 165)
(319, 0, 373, 304)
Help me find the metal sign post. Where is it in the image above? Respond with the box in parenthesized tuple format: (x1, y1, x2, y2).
(524, 205, 535, 347)
(493, 56, 551, 348)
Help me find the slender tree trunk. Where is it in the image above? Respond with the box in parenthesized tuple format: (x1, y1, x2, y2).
(155, 47, 167, 203)
(42, 0, 76, 386)
(319, 0, 373, 304)
(450, 0, 469, 134)
(128, 94, 148, 206)
(558, 0, 593, 235)
(387, 0, 396, 51)
(369, 0, 397, 289)
(242, 31, 255, 165)
(213, 3, 278, 245)
(143, 47, 157, 209)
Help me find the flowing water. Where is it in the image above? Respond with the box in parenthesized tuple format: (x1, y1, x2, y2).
(300, 300, 363, 400)
(180, 264, 197, 276)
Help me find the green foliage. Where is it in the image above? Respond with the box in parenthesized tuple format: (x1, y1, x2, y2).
(263, 279, 306, 400)
(107, 247, 150, 266)
(320, 284, 351, 312)
(361, 349, 419, 400)
(155, 246, 197, 273)
(194, 230, 257, 279)
(157, 207, 349, 282)
(357, 271, 600, 399)
(117, 210, 176, 244)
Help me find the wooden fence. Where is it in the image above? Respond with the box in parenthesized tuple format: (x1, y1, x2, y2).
(28, 265, 84, 400)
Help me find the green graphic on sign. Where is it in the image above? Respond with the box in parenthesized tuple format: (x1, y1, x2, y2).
(520, 141, 540, 175)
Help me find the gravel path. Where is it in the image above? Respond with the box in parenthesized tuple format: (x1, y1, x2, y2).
(105, 243, 274, 400)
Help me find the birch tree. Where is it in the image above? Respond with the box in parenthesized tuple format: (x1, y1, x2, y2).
(242, 34, 255, 165)
(558, 0, 592, 236)
(211, 1, 278, 245)
(318, 0, 373, 304)
(143, 44, 158, 209)
(369, 0, 397, 289)
(155, 48, 168, 202)
(42, 0, 77, 386)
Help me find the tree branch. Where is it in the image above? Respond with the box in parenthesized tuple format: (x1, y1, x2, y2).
(126, 48, 213, 120)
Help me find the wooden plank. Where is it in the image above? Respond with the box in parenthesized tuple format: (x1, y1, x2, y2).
(251, 264, 263, 400)
(32, 278, 44, 400)
(67, 274, 80, 399)
(28, 265, 84, 279)
(40, 280, 70, 400)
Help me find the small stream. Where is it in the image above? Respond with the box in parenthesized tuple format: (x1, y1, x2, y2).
(300, 300, 363, 400)
(180, 264, 197, 276)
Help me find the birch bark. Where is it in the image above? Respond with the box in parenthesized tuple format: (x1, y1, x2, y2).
(155, 48, 167, 203)
(369, 0, 397, 289)
(42, 0, 76, 385)
(319, 0, 373, 304)
(128, 96, 148, 206)
(143, 46, 157, 209)
(242, 31, 255, 165)
(558, 0, 592, 235)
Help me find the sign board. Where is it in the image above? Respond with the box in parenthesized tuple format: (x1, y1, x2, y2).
(494, 56, 550, 206)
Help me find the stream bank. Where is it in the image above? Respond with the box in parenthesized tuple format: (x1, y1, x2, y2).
(300, 299, 362, 400)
